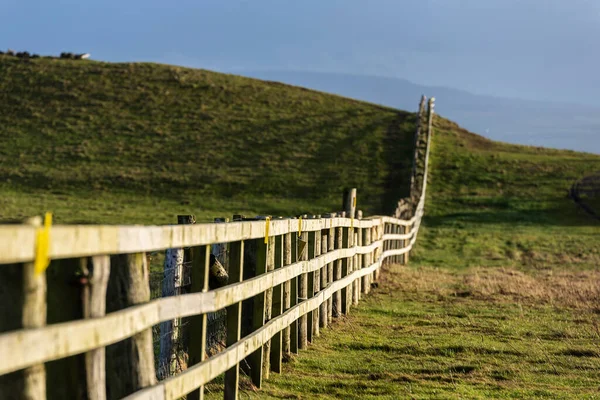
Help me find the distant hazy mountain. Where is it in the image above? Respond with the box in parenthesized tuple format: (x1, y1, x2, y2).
(237, 71, 600, 154)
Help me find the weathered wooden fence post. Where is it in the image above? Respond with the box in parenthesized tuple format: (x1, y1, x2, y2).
(270, 229, 284, 373)
(106, 253, 156, 399)
(290, 224, 300, 354)
(282, 231, 293, 359)
(353, 228, 360, 304)
(186, 240, 210, 400)
(327, 214, 335, 324)
(224, 215, 244, 400)
(0, 217, 48, 400)
(333, 216, 343, 317)
(298, 225, 309, 349)
(361, 224, 369, 295)
(245, 216, 270, 388)
(23, 217, 47, 400)
(307, 221, 321, 342)
(82, 255, 110, 400)
(319, 225, 328, 329)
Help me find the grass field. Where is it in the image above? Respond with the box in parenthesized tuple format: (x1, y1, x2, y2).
(0, 56, 415, 224)
(228, 265, 600, 399)
(1, 57, 599, 398)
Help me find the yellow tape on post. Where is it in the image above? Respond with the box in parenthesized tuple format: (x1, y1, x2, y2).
(298, 216, 302, 238)
(264, 216, 271, 244)
(34, 212, 52, 276)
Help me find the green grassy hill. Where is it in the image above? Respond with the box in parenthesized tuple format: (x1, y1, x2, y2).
(0, 56, 415, 224)
(412, 117, 600, 269)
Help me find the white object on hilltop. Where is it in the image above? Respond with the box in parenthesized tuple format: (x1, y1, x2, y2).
(79, 53, 91, 59)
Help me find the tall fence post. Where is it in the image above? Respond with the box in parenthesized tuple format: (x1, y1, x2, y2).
(0, 217, 47, 400)
(22, 217, 47, 400)
(327, 214, 335, 325)
(290, 224, 301, 354)
(319, 225, 328, 330)
(106, 253, 156, 399)
(343, 188, 357, 220)
(82, 255, 110, 400)
(246, 216, 270, 388)
(187, 242, 210, 400)
(353, 228, 360, 303)
(333, 217, 343, 317)
(270, 229, 284, 373)
(224, 217, 244, 399)
(282, 231, 293, 358)
(159, 215, 195, 379)
(361, 225, 368, 295)
(298, 226, 308, 349)
(307, 222, 321, 342)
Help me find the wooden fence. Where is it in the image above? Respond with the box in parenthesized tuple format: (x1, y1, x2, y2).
(0, 98, 434, 400)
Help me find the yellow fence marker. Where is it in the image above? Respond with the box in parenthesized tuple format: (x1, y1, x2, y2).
(298, 217, 302, 238)
(34, 212, 52, 276)
(264, 217, 271, 244)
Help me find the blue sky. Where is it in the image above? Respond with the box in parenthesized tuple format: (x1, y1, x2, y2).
(2, 0, 600, 105)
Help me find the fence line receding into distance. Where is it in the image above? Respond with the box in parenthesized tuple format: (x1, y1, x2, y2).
(0, 97, 435, 400)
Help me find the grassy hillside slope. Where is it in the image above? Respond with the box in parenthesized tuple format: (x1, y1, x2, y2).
(0, 56, 415, 223)
(412, 117, 600, 269)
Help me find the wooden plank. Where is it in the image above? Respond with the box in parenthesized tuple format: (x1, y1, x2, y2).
(187, 245, 210, 400)
(270, 234, 283, 373)
(83, 255, 110, 400)
(124, 257, 383, 400)
(0, 218, 391, 265)
(106, 253, 156, 399)
(224, 239, 244, 400)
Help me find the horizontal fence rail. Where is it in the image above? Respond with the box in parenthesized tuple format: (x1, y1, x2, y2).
(0, 96, 435, 400)
(0, 217, 415, 265)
